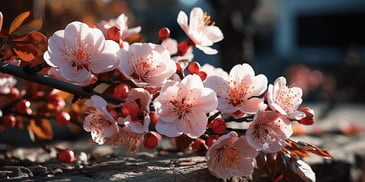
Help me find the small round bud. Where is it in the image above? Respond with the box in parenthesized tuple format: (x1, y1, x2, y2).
(54, 112, 71, 126)
(158, 27, 170, 40)
(15, 99, 32, 115)
(188, 62, 200, 74)
(208, 118, 226, 134)
(5, 88, 19, 100)
(48, 94, 66, 111)
(57, 149, 75, 163)
(113, 83, 130, 100)
(206, 135, 219, 147)
(2, 115, 17, 127)
(107, 26, 121, 42)
(120, 100, 141, 121)
(191, 138, 206, 150)
(143, 132, 162, 149)
(177, 41, 190, 55)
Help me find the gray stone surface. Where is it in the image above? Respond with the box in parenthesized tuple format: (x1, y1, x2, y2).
(1, 103, 365, 181)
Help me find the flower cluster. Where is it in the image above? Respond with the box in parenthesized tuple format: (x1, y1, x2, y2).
(0, 8, 330, 181)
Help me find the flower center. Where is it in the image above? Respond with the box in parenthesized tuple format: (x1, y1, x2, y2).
(277, 88, 299, 112)
(219, 144, 241, 168)
(129, 52, 161, 82)
(227, 79, 253, 106)
(63, 47, 93, 71)
(170, 98, 192, 120)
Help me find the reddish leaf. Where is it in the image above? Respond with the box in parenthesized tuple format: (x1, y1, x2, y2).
(12, 18, 42, 36)
(12, 31, 47, 45)
(28, 118, 53, 140)
(297, 141, 332, 159)
(9, 11, 32, 34)
(12, 43, 38, 61)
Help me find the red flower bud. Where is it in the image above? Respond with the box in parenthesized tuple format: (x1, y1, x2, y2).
(54, 112, 71, 126)
(143, 132, 162, 149)
(177, 41, 190, 55)
(57, 149, 75, 163)
(149, 112, 159, 125)
(197, 71, 207, 81)
(113, 83, 130, 100)
(158, 27, 170, 41)
(208, 118, 226, 134)
(48, 94, 66, 111)
(15, 99, 32, 115)
(206, 135, 219, 147)
(298, 107, 315, 125)
(107, 26, 121, 42)
(120, 100, 141, 121)
(2, 115, 16, 127)
(191, 138, 206, 150)
(188, 62, 200, 74)
(5, 88, 19, 100)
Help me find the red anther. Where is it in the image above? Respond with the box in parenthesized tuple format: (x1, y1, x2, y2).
(143, 132, 162, 149)
(206, 135, 219, 147)
(5, 88, 19, 100)
(191, 138, 206, 150)
(149, 112, 159, 125)
(208, 118, 226, 134)
(107, 26, 121, 42)
(298, 107, 315, 125)
(15, 99, 32, 115)
(158, 27, 170, 40)
(188, 62, 200, 74)
(177, 41, 190, 55)
(54, 112, 71, 126)
(57, 149, 75, 163)
(120, 100, 141, 121)
(2, 115, 16, 127)
(48, 94, 66, 111)
(113, 83, 130, 100)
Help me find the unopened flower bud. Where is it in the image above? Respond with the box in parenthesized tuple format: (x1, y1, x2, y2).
(191, 138, 206, 150)
(206, 135, 219, 147)
(107, 26, 121, 42)
(120, 100, 141, 121)
(177, 41, 190, 55)
(48, 94, 66, 111)
(158, 27, 170, 40)
(15, 99, 32, 115)
(2, 115, 16, 127)
(208, 118, 226, 134)
(113, 83, 130, 100)
(57, 149, 75, 163)
(298, 107, 315, 125)
(54, 112, 71, 126)
(149, 112, 159, 125)
(188, 62, 200, 74)
(143, 132, 162, 149)
(5, 88, 19, 100)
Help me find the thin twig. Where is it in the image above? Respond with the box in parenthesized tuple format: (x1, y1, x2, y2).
(0, 62, 123, 104)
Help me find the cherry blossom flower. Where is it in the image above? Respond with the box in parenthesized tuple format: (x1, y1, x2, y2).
(97, 13, 141, 41)
(267, 77, 305, 120)
(201, 63, 228, 80)
(177, 7, 223, 55)
(84, 95, 119, 144)
(106, 126, 144, 153)
(44, 21, 120, 83)
(119, 43, 176, 88)
(118, 88, 151, 134)
(206, 131, 258, 179)
(154, 74, 218, 138)
(246, 110, 292, 153)
(205, 63, 267, 117)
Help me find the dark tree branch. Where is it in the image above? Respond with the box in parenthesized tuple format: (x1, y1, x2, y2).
(0, 62, 123, 104)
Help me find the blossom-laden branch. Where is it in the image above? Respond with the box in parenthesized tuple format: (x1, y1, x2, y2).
(0, 7, 331, 182)
(0, 62, 123, 104)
